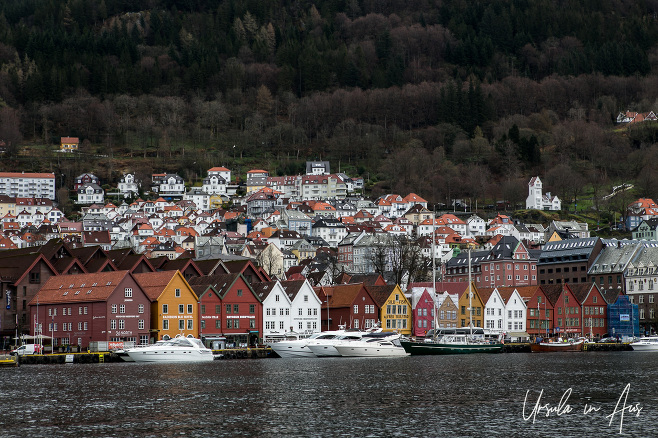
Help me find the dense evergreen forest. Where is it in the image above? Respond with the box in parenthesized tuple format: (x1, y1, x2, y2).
(2, 0, 658, 216)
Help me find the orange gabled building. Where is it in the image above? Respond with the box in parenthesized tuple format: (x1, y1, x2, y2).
(134, 270, 199, 342)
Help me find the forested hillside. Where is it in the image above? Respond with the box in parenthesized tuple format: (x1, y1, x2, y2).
(1, 0, 658, 213)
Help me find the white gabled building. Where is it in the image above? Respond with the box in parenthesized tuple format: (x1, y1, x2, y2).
(467, 214, 487, 237)
(526, 176, 561, 211)
(184, 188, 210, 212)
(282, 279, 322, 335)
(202, 174, 228, 195)
(311, 218, 347, 248)
(76, 183, 104, 205)
(118, 173, 140, 197)
(253, 281, 299, 342)
(207, 167, 231, 184)
(480, 287, 527, 338)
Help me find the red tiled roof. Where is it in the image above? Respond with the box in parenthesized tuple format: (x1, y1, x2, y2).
(30, 271, 131, 305)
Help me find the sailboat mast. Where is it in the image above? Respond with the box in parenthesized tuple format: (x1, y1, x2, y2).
(468, 247, 472, 335)
(432, 207, 437, 338)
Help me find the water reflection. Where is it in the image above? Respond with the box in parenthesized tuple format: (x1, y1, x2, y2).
(1, 353, 656, 437)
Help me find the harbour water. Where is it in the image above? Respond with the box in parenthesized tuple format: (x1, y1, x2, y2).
(1, 352, 656, 437)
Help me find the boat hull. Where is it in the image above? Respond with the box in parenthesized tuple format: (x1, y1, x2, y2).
(335, 345, 409, 357)
(530, 341, 583, 352)
(269, 343, 316, 358)
(307, 344, 340, 357)
(400, 340, 503, 355)
(630, 344, 658, 351)
(126, 349, 215, 362)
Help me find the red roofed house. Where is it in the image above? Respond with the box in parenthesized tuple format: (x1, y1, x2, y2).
(29, 270, 151, 350)
(315, 283, 379, 331)
(60, 136, 79, 152)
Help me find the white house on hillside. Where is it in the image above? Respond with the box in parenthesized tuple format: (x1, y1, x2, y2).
(526, 176, 561, 211)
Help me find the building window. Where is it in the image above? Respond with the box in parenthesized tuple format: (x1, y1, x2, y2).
(187, 304, 193, 314)
(138, 304, 144, 313)
(187, 320, 193, 330)
(111, 304, 117, 314)
(125, 288, 133, 298)
(179, 319, 185, 330)
(163, 320, 169, 330)
(237, 289, 243, 297)
(304, 295, 309, 302)
(250, 304, 255, 314)
(234, 304, 239, 313)
(179, 304, 184, 314)
(138, 319, 144, 329)
(120, 304, 125, 314)
(226, 304, 231, 314)
(110, 320, 116, 329)
(29, 272, 40, 284)
(353, 305, 359, 314)
(118, 320, 125, 330)
(175, 288, 181, 297)
(215, 305, 221, 314)
(162, 304, 168, 314)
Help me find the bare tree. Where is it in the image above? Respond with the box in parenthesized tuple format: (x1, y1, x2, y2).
(367, 235, 428, 287)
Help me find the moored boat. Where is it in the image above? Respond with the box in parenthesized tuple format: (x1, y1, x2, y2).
(530, 338, 584, 352)
(306, 330, 375, 357)
(125, 335, 215, 362)
(400, 333, 504, 355)
(268, 331, 335, 358)
(630, 336, 658, 351)
(335, 332, 410, 357)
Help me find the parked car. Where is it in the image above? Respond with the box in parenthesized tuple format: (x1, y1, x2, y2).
(598, 337, 616, 343)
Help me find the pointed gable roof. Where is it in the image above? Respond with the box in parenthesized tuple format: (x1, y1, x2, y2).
(158, 257, 203, 277)
(365, 284, 399, 307)
(188, 272, 261, 302)
(194, 258, 229, 276)
(540, 284, 564, 306)
(316, 283, 367, 308)
(0, 252, 58, 285)
(133, 270, 195, 302)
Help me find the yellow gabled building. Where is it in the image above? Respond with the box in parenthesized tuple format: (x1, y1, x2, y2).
(60, 136, 79, 152)
(457, 282, 484, 329)
(133, 270, 199, 342)
(366, 284, 412, 335)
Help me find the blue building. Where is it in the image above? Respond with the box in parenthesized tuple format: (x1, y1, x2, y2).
(607, 295, 639, 338)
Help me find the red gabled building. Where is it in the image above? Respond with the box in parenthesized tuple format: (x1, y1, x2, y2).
(29, 271, 151, 350)
(568, 283, 607, 340)
(519, 285, 560, 337)
(412, 288, 435, 337)
(0, 253, 59, 343)
(188, 273, 263, 346)
(315, 283, 379, 330)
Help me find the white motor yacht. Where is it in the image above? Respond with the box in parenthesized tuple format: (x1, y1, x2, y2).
(307, 328, 382, 357)
(335, 332, 409, 357)
(268, 331, 339, 358)
(125, 335, 215, 362)
(630, 336, 658, 351)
